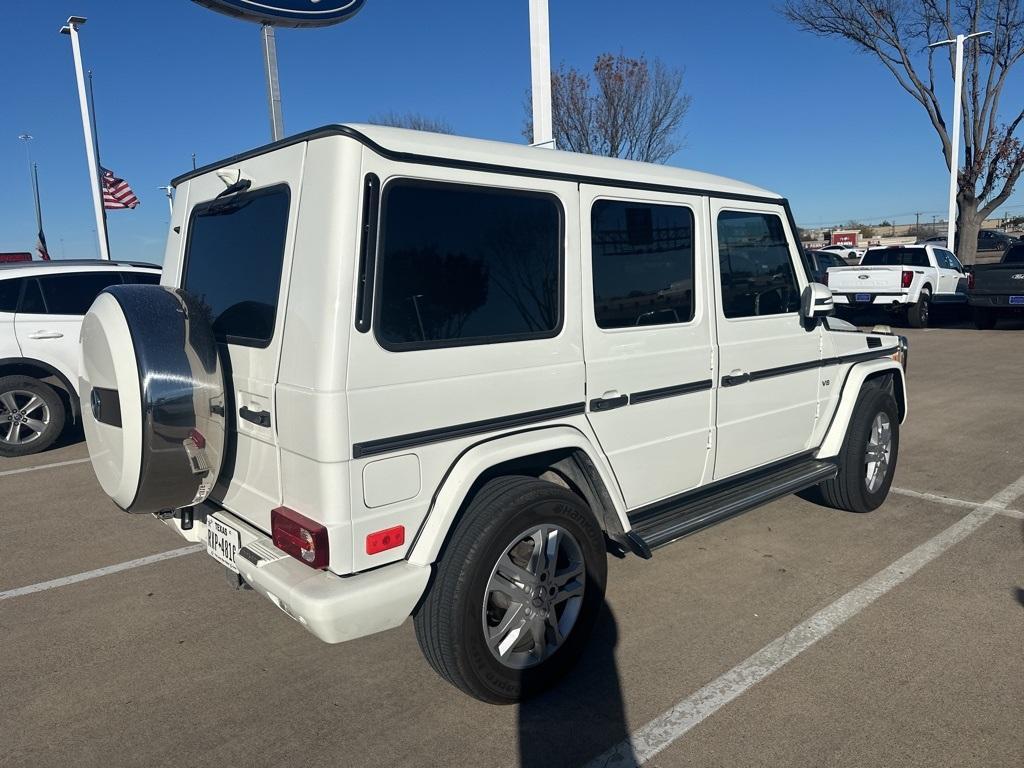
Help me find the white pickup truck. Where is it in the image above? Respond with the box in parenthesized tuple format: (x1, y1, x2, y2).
(826, 244, 968, 327)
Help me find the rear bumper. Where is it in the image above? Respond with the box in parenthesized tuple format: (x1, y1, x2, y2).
(181, 507, 431, 644)
(832, 292, 909, 306)
(968, 294, 1024, 308)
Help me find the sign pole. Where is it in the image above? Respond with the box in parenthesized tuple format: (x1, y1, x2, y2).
(261, 24, 285, 141)
(528, 0, 554, 149)
(60, 16, 110, 261)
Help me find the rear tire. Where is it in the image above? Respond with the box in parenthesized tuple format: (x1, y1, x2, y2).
(816, 386, 899, 513)
(972, 308, 997, 330)
(0, 376, 65, 457)
(414, 476, 607, 703)
(907, 290, 931, 328)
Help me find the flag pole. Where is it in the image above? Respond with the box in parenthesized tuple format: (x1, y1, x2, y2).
(87, 69, 112, 259)
(32, 164, 50, 261)
(59, 16, 110, 261)
(528, 0, 554, 149)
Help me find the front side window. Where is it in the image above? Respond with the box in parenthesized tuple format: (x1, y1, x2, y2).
(36, 272, 124, 315)
(183, 185, 290, 347)
(591, 200, 695, 328)
(375, 180, 562, 349)
(717, 211, 800, 318)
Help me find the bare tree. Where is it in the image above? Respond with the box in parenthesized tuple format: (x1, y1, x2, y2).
(524, 53, 692, 164)
(368, 111, 454, 134)
(782, 0, 1024, 263)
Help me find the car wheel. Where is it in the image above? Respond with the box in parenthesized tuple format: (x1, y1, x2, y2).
(816, 385, 900, 513)
(972, 308, 997, 330)
(414, 475, 607, 703)
(907, 290, 931, 328)
(0, 376, 66, 457)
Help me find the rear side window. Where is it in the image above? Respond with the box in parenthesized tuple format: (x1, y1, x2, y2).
(375, 180, 562, 349)
(0, 279, 20, 312)
(717, 211, 800, 318)
(183, 185, 290, 347)
(591, 200, 695, 329)
(861, 248, 929, 267)
(35, 272, 124, 315)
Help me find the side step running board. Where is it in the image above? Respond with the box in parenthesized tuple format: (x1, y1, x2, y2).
(627, 458, 838, 552)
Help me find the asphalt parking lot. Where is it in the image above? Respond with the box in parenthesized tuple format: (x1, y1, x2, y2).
(2, 318, 1022, 768)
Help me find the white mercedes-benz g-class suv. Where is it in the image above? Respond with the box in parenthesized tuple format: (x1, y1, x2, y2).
(79, 125, 908, 703)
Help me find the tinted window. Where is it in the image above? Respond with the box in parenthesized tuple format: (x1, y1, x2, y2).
(860, 248, 929, 267)
(0, 279, 20, 313)
(591, 200, 695, 328)
(183, 186, 290, 346)
(121, 271, 160, 285)
(20, 279, 45, 313)
(1003, 244, 1024, 263)
(717, 211, 800, 318)
(376, 180, 561, 348)
(936, 249, 961, 270)
(35, 272, 124, 315)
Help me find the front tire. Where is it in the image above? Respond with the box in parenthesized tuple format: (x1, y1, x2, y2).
(817, 385, 900, 513)
(0, 376, 66, 457)
(414, 476, 607, 703)
(906, 290, 931, 328)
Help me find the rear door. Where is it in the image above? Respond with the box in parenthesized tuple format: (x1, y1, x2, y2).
(711, 201, 820, 479)
(581, 185, 714, 508)
(176, 145, 304, 530)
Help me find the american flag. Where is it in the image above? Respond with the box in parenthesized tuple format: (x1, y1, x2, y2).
(101, 166, 140, 210)
(36, 228, 50, 261)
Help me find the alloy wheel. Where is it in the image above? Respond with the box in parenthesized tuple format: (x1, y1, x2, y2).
(482, 524, 586, 670)
(0, 389, 51, 447)
(864, 411, 893, 493)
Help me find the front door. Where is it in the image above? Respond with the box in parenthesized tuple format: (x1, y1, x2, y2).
(581, 186, 715, 509)
(710, 201, 820, 480)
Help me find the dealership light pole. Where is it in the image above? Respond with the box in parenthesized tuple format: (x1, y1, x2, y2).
(261, 24, 285, 141)
(60, 16, 110, 260)
(528, 0, 554, 148)
(929, 30, 991, 253)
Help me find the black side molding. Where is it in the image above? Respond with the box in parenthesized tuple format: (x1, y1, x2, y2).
(630, 379, 713, 404)
(352, 402, 586, 459)
(720, 347, 896, 388)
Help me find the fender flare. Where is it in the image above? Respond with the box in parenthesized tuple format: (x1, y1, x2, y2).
(817, 359, 906, 459)
(406, 425, 627, 567)
(0, 356, 80, 420)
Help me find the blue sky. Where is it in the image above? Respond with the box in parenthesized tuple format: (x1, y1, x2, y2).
(3, 1, 1022, 264)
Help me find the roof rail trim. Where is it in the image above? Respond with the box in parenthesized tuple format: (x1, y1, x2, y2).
(169, 124, 783, 206)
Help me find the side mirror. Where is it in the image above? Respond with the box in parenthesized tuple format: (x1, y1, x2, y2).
(802, 282, 834, 320)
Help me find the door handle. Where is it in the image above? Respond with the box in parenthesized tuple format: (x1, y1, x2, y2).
(590, 393, 629, 412)
(721, 369, 750, 387)
(28, 331, 63, 340)
(239, 406, 271, 428)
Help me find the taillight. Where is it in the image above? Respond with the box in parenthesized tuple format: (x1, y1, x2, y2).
(366, 525, 406, 555)
(272, 506, 329, 569)
(967, 271, 975, 289)
(901, 270, 913, 288)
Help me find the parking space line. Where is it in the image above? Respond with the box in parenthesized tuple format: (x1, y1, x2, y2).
(586, 475, 1024, 768)
(891, 486, 1024, 520)
(0, 457, 91, 478)
(0, 545, 204, 602)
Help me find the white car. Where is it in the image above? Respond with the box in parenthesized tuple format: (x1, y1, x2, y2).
(826, 244, 968, 327)
(819, 244, 866, 263)
(79, 124, 909, 703)
(0, 259, 160, 456)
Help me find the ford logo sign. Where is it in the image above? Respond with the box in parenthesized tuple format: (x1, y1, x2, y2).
(1012, 273, 1024, 280)
(191, 0, 366, 28)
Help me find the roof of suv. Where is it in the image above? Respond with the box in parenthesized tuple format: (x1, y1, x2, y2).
(0, 259, 160, 278)
(173, 123, 781, 202)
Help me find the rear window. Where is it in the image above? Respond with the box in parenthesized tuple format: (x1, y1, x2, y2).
(1003, 244, 1024, 264)
(35, 272, 125, 315)
(182, 185, 290, 347)
(375, 180, 562, 349)
(122, 271, 160, 285)
(861, 248, 929, 267)
(0, 279, 20, 313)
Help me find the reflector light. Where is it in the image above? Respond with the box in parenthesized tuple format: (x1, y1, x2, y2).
(189, 429, 206, 449)
(272, 507, 329, 569)
(366, 525, 405, 555)
(901, 270, 914, 288)
(967, 271, 975, 290)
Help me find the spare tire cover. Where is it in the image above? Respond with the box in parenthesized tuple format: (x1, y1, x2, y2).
(80, 285, 226, 514)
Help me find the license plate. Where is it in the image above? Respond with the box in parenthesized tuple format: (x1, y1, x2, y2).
(206, 516, 241, 573)
(855, 293, 872, 303)
(1010, 296, 1024, 305)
